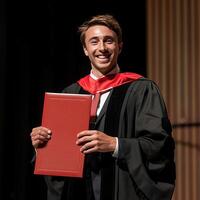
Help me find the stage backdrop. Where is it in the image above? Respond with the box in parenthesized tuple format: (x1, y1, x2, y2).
(0, 1, 146, 200)
(147, 0, 200, 199)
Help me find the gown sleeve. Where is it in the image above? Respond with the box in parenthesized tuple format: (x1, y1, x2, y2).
(117, 79, 176, 200)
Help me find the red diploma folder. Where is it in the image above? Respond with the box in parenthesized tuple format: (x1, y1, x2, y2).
(34, 92, 92, 177)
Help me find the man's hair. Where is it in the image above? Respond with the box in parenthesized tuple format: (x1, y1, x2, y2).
(78, 14, 122, 46)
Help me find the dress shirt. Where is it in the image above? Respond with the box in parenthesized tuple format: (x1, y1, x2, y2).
(90, 67, 119, 157)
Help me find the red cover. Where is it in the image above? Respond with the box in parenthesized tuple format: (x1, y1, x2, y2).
(34, 92, 92, 177)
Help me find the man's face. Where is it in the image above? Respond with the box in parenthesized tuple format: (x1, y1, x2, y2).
(83, 25, 123, 77)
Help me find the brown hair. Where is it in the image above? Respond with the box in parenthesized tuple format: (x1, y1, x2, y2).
(78, 14, 122, 46)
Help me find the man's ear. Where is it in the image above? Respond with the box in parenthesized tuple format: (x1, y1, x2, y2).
(83, 46, 89, 56)
(118, 42, 123, 54)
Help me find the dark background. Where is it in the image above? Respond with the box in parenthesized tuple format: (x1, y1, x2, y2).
(0, 1, 146, 199)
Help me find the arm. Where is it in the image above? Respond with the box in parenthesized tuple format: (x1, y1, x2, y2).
(117, 80, 175, 199)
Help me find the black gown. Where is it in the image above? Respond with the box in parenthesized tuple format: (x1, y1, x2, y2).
(45, 78, 176, 200)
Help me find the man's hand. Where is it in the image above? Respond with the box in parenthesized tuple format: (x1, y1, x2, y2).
(30, 126, 52, 148)
(76, 130, 116, 154)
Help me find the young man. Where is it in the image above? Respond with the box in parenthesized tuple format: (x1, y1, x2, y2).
(31, 14, 176, 200)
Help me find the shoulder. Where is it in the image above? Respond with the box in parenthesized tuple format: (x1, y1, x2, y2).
(126, 77, 165, 105)
(62, 82, 81, 94)
(129, 77, 160, 93)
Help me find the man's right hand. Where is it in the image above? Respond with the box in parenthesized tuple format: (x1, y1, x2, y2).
(30, 126, 52, 148)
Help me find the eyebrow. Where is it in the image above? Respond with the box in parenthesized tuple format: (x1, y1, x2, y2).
(88, 35, 115, 41)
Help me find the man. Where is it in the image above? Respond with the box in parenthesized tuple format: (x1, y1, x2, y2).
(31, 14, 176, 200)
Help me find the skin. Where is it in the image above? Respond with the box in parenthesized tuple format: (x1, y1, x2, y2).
(83, 25, 122, 78)
(30, 25, 123, 154)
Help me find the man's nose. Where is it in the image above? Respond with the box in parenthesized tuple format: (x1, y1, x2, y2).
(99, 41, 107, 51)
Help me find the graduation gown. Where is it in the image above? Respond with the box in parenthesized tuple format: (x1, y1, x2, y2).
(45, 78, 176, 200)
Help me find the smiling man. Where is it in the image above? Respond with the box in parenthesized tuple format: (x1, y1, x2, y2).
(31, 14, 176, 200)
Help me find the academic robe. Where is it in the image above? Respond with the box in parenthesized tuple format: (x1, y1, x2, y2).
(44, 78, 176, 200)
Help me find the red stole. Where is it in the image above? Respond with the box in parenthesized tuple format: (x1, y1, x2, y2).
(77, 72, 143, 95)
(77, 72, 143, 120)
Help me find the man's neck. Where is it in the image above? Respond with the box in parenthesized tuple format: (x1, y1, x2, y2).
(90, 65, 120, 80)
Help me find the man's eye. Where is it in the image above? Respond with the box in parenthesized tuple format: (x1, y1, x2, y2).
(105, 39, 114, 44)
(90, 40, 98, 45)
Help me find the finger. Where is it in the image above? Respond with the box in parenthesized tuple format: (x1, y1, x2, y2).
(32, 131, 51, 142)
(31, 128, 51, 139)
(77, 130, 97, 138)
(32, 126, 51, 132)
(77, 130, 90, 138)
(82, 145, 98, 154)
(82, 148, 96, 154)
(31, 127, 51, 136)
(76, 134, 96, 145)
(31, 133, 50, 142)
(38, 129, 51, 138)
(80, 140, 98, 153)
